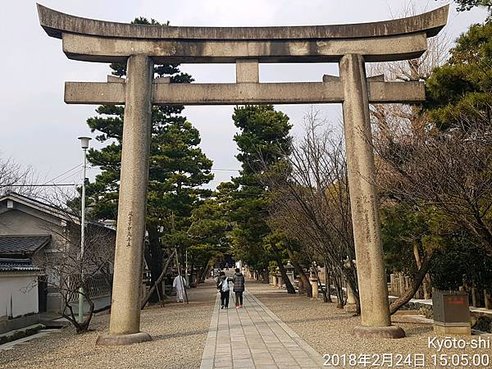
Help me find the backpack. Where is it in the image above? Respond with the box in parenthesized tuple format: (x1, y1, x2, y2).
(221, 279, 229, 292)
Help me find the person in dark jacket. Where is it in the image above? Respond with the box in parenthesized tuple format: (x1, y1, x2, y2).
(216, 271, 231, 309)
(232, 268, 245, 308)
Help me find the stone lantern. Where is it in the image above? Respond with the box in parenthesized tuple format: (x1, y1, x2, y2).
(285, 261, 295, 285)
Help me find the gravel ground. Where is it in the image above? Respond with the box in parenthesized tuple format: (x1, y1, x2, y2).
(0, 280, 217, 369)
(3, 280, 491, 369)
(249, 281, 492, 369)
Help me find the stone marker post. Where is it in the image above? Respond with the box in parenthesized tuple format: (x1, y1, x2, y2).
(345, 283, 358, 313)
(97, 55, 154, 345)
(340, 54, 404, 338)
(310, 277, 319, 299)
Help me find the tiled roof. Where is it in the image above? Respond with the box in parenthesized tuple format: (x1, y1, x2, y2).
(0, 258, 42, 272)
(0, 191, 79, 223)
(0, 235, 51, 257)
(1, 192, 116, 231)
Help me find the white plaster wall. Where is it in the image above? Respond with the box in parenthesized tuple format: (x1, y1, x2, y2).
(0, 276, 38, 319)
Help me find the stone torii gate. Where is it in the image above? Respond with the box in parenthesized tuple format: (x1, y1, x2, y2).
(38, 4, 448, 345)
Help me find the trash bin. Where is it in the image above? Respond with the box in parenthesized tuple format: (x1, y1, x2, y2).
(432, 289, 471, 335)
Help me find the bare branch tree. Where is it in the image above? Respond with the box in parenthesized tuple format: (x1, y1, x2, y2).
(265, 109, 360, 312)
(38, 191, 115, 333)
(0, 156, 39, 197)
(377, 118, 492, 252)
(367, 25, 457, 312)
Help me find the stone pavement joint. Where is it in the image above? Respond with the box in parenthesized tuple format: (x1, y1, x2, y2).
(200, 289, 326, 369)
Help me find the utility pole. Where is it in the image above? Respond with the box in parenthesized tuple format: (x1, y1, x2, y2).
(78, 136, 91, 323)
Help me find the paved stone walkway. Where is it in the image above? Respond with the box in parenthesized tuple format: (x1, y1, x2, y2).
(200, 290, 324, 369)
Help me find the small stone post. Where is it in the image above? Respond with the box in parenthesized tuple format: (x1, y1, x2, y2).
(340, 54, 404, 338)
(277, 274, 283, 289)
(97, 55, 154, 345)
(345, 283, 357, 313)
(389, 273, 395, 296)
(471, 288, 478, 307)
(310, 277, 319, 299)
(399, 273, 405, 297)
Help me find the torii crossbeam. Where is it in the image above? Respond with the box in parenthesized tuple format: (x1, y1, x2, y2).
(38, 3, 448, 345)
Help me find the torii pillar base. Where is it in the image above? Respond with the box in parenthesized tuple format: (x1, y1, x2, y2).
(96, 332, 153, 346)
(353, 325, 405, 339)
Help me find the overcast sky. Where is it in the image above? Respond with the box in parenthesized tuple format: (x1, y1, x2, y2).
(0, 1, 486, 196)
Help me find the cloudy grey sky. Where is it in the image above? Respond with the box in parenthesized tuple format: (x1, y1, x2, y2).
(0, 1, 486, 195)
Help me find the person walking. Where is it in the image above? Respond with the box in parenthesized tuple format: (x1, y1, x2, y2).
(232, 268, 245, 308)
(173, 273, 187, 303)
(217, 271, 231, 309)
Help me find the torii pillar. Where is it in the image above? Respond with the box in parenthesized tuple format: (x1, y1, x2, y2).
(37, 3, 448, 344)
(98, 55, 154, 344)
(340, 54, 400, 337)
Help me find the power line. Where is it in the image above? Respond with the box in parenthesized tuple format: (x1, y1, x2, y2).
(0, 167, 238, 189)
(41, 164, 82, 185)
(210, 168, 240, 172)
(0, 183, 77, 188)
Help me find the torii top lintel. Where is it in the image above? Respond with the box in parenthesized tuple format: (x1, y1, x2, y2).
(37, 4, 448, 64)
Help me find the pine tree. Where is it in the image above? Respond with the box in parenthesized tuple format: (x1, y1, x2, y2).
(230, 105, 292, 282)
(85, 18, 213, 302)
(425, 21, 492, 130)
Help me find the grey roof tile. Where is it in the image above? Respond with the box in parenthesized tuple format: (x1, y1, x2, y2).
(0, 235, 51, 256)
(0, 258, 42, 272)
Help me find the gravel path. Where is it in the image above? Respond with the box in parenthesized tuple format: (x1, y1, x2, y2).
(0, 280, 217, 369)
(249, 281, 492, 369)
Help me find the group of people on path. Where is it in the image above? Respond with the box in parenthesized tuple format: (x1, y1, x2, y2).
(216, 268, 245, 309)
(171, 267, 245, 307)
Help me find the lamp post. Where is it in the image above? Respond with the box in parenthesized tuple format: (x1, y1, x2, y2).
(78, 136, 91, 323)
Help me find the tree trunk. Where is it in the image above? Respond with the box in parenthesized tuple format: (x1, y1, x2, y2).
(261, 269, 270, 284)
(276, 258, 296, 294)
(389, 255, 433, 314)
(288, 253, 312, 298)
(331, 270, 345, 308)
(302, 270, 313, 298)
(141, 250, 176, 309)
(335, 285, 344, 308)
(144, 226, 164, 303)
(189, 262, 194, 286)
(62, 290, 95, 334)
(423, 274, 432, 299)
(413, 240, 432, 299)
(324, 261, 332, 303)
(199, 264, 211, 283)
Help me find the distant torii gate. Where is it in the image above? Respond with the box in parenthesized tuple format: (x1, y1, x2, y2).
(38, 4, 448, 345)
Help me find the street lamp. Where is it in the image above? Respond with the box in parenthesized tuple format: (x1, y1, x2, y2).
(78, 136, 91, 323)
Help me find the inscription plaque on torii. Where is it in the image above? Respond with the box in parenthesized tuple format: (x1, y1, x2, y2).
(38, 4, 448, 345)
